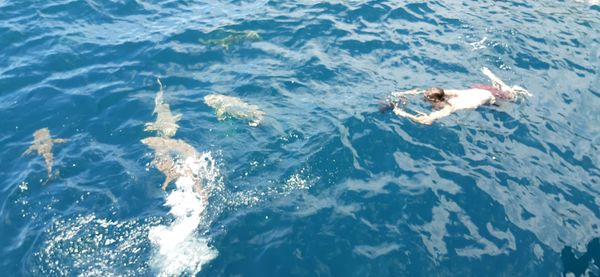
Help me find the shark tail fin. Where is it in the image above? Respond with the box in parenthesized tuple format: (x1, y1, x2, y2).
(42, 169, 60, 185)
(154, 77, 165, 107)
(161, 176, 172, 191)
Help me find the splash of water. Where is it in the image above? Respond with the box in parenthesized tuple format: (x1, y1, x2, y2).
(148, 153, 221, 276)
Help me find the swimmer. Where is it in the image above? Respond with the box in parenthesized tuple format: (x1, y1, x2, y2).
(388, 67, 531, 125)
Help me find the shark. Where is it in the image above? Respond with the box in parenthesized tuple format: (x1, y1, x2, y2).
(141, 136, 198, 158)
(202, 30, 261, 50)
(204, 94, 265, 127)
(144, 78, 182, 138)
(23, 128, 67, 179)
(141, 136, 199, 190)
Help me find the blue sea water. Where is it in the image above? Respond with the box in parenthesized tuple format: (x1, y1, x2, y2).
(1, 0, 599, 276)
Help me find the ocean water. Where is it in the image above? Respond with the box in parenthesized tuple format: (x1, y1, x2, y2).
(1, 0, 599, 276)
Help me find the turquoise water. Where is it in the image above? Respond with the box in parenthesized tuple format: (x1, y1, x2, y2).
(1, 0, 599, 276)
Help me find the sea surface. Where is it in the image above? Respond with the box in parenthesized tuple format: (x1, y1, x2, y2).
(1, 0, 599, 276)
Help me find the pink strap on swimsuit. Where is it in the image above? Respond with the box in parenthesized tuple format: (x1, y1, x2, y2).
(471, 84, 512, 100)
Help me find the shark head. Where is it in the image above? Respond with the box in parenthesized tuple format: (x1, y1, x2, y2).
(33, 128, 51, 140)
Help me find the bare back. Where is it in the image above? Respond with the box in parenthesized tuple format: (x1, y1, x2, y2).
(444, 88, 495, 111)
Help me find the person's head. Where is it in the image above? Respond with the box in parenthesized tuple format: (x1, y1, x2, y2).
(424, 87, 446, 109)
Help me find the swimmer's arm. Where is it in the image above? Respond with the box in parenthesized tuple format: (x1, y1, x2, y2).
(391, 89, 424, 97)
(396, 105, 454, 125)
(393, 107, 419, 119)
(419, 106, 454, 124)
(393, 106, 453, 125)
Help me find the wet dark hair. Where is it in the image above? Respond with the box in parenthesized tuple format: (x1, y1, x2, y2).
(424, 87, 447, 109)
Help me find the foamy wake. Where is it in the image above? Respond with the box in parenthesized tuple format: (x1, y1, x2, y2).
(148, 152, 221, 276)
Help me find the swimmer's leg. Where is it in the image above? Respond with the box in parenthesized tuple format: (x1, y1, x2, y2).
(481, 67, 532, 99)
(481, 67, 511, 92)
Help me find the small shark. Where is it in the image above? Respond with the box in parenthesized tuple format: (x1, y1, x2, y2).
(141, 136, 199, 190)
(22, 128, 67, 179)
(202, 30, 261, 50)
(204, 94, 265, 127)
(144, 78, 182, 138)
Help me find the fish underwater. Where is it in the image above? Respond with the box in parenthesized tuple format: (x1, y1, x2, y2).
(144, 78, 182, 138)
(202, 30, 260, 50)
(204, 94, 265, 127)
(22, 128, 67, 179)
(141, 136, 200, 190)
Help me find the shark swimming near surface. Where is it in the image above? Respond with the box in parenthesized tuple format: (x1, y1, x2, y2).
(202, 30, 261, 50)
(22, 128, 67, 179)
(204, 94, 265, 127)
(141, 136, 199, 190)
(144, 78, 182, 138)
(141, 136, 199, 158)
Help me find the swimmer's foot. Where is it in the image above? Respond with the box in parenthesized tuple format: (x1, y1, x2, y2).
(482, 67, 532, 99)
(510, 85, 532, 98)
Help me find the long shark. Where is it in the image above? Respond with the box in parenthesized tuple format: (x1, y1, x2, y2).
(204, 94, 265, 127)
(141, 136, 199, 190)
(144, 78, 182, 138)
(23, 128, 67, 179)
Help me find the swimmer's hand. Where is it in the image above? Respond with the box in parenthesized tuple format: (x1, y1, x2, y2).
(414, 115, 433, 125)
(393, 107, 411, 117)
(393, 108, 433, 125)
(511, 85, 532, 98)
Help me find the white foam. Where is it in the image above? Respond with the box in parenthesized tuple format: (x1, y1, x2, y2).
(148, 153, 220, 276)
